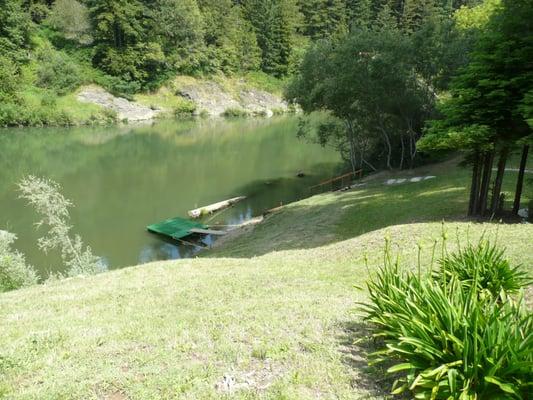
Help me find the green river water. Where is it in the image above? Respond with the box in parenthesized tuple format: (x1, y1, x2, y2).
(0, 117, 341, 276)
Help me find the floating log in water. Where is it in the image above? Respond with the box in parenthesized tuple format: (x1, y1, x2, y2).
(188, 196, 246, 219)
(189, 228, 227, 236)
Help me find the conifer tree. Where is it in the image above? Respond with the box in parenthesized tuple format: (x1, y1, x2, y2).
(298, 0, 347, 39)
(420, 0, 533, 217)
(346, 0, 373, 29)
(243, 0, 299, 76)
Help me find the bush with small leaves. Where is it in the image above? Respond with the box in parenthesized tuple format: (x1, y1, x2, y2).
(0, 230, 38, 292)
(18, 176, 105, 277)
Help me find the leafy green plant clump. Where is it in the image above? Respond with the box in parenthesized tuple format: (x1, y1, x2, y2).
(437, 242, 531, 300)
(222, 107, 249, 118)
(362, 239, 532, 399)
(0, 231, 38, 292)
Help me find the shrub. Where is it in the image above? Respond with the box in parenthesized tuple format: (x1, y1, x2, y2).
(174, 100, 196, 118)
(0, 230, 38, 292)
(361, 240, 533, 399)
(18, 176, 105, 277)
(29, 3, 50, 23)
(36, 47, 82, 95)
(222, 107, 249, 118)
(437, 242, 531, 300)
(0, 56, 21, 102)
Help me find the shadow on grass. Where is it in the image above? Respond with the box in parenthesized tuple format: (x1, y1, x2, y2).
(336, 320, 395, 399)
(208, 172, 472, 258)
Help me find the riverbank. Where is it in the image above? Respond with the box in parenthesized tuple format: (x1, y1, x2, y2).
(0, 73, 290, 128)
(1, 159, 531, 399)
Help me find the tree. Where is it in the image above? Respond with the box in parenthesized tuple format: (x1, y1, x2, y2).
(199, 0, 261, 73)
(243, 0, 300, 76)
(151, 0, 205, 74)
(346, 0, 373, 29)
(287, 25, 433, 172)
(48, 0, 93, 44)
(88, 0, 165, 90)
(0, 0, 31, 62)
(420, 0, 533, 217)
(298, 0, 347, 39)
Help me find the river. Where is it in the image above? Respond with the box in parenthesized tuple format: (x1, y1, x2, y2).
(0, 117, 341, 276)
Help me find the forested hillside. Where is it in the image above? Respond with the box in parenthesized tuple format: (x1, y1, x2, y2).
(1, 0, 478, 126)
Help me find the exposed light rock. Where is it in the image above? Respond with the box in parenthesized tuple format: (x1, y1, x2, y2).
(77, 86, 162, 122)
(178, 81, 288, 117)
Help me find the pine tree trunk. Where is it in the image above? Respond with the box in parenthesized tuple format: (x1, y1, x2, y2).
(478, 150, 495, 217)
(512, 144, 530, 214)
(468, 152, 481, 216)
(490, 146, 509, 216)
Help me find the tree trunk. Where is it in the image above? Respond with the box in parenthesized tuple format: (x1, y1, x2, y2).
(512, 144, 530, 214)
(346, 121, 358, 174)
(478, 150, 494, 217)
(489, 146, 509, 216)
(362, 157, 377, 171)
(409, 131, 417, 169)
(468, 151, 481, 216)
(379, 125, 393, 170)
(399, 134, 405, 170)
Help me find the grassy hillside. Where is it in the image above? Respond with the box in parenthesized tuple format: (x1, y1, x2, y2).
(211, 157, 532, 258)
(0, 160, 531, 399)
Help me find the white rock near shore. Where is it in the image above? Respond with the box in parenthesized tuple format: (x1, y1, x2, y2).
(77, 80, 290, 122)
(77, 86, 161, 122)
(178, 81, 289, 117)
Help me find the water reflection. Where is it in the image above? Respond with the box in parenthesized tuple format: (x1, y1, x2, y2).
(0, 117, 341, 275)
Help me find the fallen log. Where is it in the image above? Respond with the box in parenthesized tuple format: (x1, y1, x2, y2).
(188, 196, 246, 219)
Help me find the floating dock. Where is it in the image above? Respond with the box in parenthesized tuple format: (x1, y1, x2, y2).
(147, 216, 227, 243)
(147, 217, 209, 241)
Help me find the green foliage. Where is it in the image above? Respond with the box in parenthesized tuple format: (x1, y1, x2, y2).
(346, 0, 373, 29)
(243, 0, 300, 77)
(174, 100, 197, 118)
(47, 0, 92, 44)
(222, 107, 249, 118)
(362, 240, 533, 399)
(0, 0, 31, 62)
(437, 241, 531, 300)
(422, 0, 533, 154)
(29, 3, 50, 24)
(199, 0, 262, 74)
(454, 0, 501, 31)
(287, 25, 433, 170)
(0, 230, 39, 292)
(298, 0, 347, 39)
(0, 55, 21, 102)
(152, 0, 205, 74)
(18, 176, 106, 277)
(36, 46, 83, 95)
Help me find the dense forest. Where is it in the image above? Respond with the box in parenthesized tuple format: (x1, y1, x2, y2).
(1, 0, 478, 123)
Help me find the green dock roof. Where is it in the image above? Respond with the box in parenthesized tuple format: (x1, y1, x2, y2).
(147, 217, 208, 241)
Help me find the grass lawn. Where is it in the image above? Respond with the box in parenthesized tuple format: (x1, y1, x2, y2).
(0, 159, 532, 399)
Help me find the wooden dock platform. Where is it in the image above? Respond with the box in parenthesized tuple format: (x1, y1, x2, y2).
(147, 217, 209, 241)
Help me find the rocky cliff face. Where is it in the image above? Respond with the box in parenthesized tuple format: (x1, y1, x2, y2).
(77, 86, 161, 122)
(76, 79, 289, 122)
(178, 81, 288, 117)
